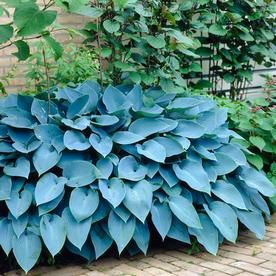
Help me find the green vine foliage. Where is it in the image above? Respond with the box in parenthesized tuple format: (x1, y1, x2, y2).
(217, 96, 276, 209)
(24, 43, 99, 93)
(74, 0, 275, 97)
(0, 82, 275, 273)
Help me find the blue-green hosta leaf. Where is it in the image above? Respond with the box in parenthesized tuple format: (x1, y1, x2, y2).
(40, 214, 66, 257)
(129, 118, 171, 137)
(63, 160, 100, 187)
(31, 98, 57, 124)
(238, 166, 275, 197)
(69, 187, 99, 222)
(6, 189, 32, 219)
(1, 112, 37, 129)
(67, 95, 89, 119)
(12, 231, 42, 273)
(11, 213, 28, 238)
(172, 120, 204, 138)
(173, 159, 210, 194)
(103, 86, 131, 113)
(99, 178, 126, 208)
(197, 109, 228, 133)
(34, 124, 63, 144)
(235, 209, 265, 239)
(90, 223, 113, 259)
(151, 200, 172, 240)
(211, 153, 238, 175)
(4, 157, 30, 178)
(66, 240, 95, 262)
(8, 128, 41, 153)
(0, 142, 16, 153)
(146, 161, 160, 178)
(167, 97, 201, 110)
(38, 191, 65, 216)
(64, 130, 90, 151)
(123, 180, 153, 223)
(118, 156, 147, 181)
(0, 175, 12, 200)
(91, 115, 119, 126)
(112, 131, 145, 145)
(168, 135, 190, 150)
(211, 180, 247, 210)
(0, 218, 14, 255)
(159, 166, 178, 187)
(89, 133, 113, 157)
(188, 213, 219, 255)
(113, 205, 131, 223)
(137, 139, 166, 163)
(62, 117, 90, 131)
(33, 144, 61, 175)
(168, 196, 201, 228)
(62, 207, 92, 250)
(133, 220, 150, 255)
(96, 158, 113, 179)
(35, 173, 66, 205)
(204, 201, 238, 243)
(216, 144, 247, 166)
(193, 144, 217, 161)
(154, 137, 184, 157)
(108, 211, 136, 254)
(133, 105, 164, 118)
(167, 216, 191, 244)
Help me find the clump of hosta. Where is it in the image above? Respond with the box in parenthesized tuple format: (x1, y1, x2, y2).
(0, 81, 274, 273)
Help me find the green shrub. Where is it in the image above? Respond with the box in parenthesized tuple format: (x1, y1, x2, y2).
(24, 43, 99, 93)
(217, 96, 276, 209)
(0, 82, 275, 272)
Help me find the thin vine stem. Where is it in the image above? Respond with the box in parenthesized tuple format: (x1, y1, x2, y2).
(42, 47, 51, 123)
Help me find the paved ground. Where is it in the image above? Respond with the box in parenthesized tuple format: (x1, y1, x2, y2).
(5, 214, 276, 276)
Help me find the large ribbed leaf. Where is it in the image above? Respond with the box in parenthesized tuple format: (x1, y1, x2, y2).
(64, 130, 90, 151)
(211, 180, 247, 210)
(63, 160, 100, 187)
(188, 213, 219, 255)
(108, 211, 136, 254)
(123, 180, 153, 222)
(173, 159, 210, 194)
(136, 139, 166, 163)
(69, 187, 99, 222)
(168, 196, 201, 228)
(118, 156, 147, 181)
(4, 157, 30, 178)
(99, 178, 126, 208)
(12, 231, 42, 273)
(204, 201, 238, 243)
(151, 200, 172, 240)
(40, 214, 66, 257)
(62, 208, 92, 250)
(238, 166, 275, 197)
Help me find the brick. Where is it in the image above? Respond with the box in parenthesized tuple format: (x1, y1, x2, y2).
(165, 250, 203, 264)
(204, 271, 230, 276)
(104, 264, 149, 276)
(45, 266, 88, 276)
(235, 273, 258, 276)
(142, 257, 180, 272)
(196, 252, 235, 265)
(84, 272, 106, 276)
(143, 267, 173, 276)
(200, 261, 242, 275)
(153, 253, 179, 263)
(260, 261, 276, 271)
(173, 271, 200, 276)
(231, 261, 274, 276)
(127, 260, 151, 270)
(221, 245, 262, 256)
(171, 261, 210, 274)
(218, 249, 266, 264)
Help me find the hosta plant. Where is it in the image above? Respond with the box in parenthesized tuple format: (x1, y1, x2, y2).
(0, 81, 275, 273)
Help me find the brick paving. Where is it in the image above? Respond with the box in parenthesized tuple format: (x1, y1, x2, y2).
(5, 214, 276, 276)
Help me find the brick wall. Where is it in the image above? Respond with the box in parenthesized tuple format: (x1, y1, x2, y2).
(0, 2, 88, 93)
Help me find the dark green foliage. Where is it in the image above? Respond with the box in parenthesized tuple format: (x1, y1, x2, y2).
(0, 81, 274, 272)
